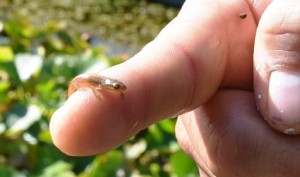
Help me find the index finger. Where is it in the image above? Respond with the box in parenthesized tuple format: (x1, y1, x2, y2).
(50, 0, 255, 156)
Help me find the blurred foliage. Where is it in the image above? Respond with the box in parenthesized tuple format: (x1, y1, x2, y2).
(0, 0, 179, 55)
(0, 0, 199, 177)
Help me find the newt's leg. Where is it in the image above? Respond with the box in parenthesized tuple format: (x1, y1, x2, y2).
(68, 80, 79, 98)
(91, 86, 103, 101)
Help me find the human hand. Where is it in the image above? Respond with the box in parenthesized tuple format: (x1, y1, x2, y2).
(50, 0, 300, 176)
(174, 0, 300, 176)
(176, 90, 300, 177)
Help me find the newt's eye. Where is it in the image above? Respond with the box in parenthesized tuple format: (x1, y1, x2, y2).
(112, 82, 126, 91)
(112, 83, 121, 90)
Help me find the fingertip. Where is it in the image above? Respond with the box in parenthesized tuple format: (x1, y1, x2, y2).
(49, 92, 85, 156)
(264, 71, 300, 135)
(50, 91, 103, 156)
(50, 106, 72, 155)
(49, 87, 145, 156)
(254, 0, 300, 135)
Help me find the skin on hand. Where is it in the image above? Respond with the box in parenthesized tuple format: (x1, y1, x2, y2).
(254, 0, 300, 134)
(50, 0, 256, 155)
(50, 0, 300, 176)
(176, 90, 300, 177)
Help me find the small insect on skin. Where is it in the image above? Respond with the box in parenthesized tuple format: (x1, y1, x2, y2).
(239, 12, 247, 19)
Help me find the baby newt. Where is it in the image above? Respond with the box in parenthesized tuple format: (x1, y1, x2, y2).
(68, 73, 127, 100)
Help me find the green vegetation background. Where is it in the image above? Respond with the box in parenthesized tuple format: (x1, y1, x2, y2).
(0, 0, 199, 176)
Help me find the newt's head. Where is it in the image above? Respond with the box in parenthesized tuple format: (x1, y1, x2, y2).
(102, 78, 127, 91)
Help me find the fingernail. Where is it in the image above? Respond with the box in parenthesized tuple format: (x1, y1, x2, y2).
(268, 70, 300, 126)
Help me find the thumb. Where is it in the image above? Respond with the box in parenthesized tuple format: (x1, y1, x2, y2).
(254, 0, 300, 134)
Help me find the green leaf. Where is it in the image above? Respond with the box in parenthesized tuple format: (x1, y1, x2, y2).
(148, 124, 164, 144)
(149, 163, 161, 177)
(0, 80, 10, 92)
(38, 129, 52, 144)
(124, 139, 147, 159)
(158, 119, 175, 134)
(0, 62, 20, 84)
(0, 166, 25, 177)
(87, 151, 124, 177)
(14, 53, 43, 82)
(0, 46, 14, 62)
(170, 150, 199, 177)
(4, 104, 41, 135)
(41, 160, 75, 177)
